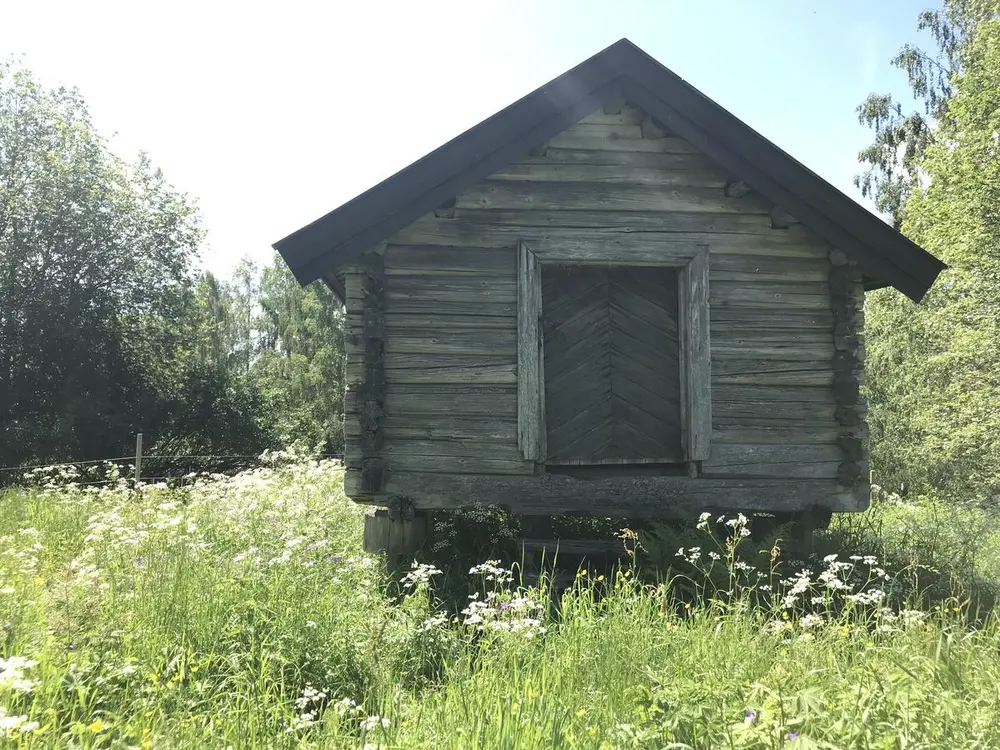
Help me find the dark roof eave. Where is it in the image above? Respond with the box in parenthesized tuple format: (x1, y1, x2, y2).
(272, 38, 946, 303)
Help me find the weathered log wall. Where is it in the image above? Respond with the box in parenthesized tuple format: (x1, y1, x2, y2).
(342, 103, 868, 515)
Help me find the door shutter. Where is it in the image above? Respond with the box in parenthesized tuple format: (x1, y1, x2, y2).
(542, 265, 683, 463)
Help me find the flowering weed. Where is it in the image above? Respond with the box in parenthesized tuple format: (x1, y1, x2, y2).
(2, 463, 1000, 747)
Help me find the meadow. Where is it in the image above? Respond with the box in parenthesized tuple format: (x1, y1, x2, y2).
(2, 457, 1000, 749)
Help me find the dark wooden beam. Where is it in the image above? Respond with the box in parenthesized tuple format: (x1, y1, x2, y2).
(603, 97, 625, 114)
(359, 250, 387, 494)
(640, 115, 669, 139)
(829, 249, 869, 494)
(344, 471, 870, 515)
(433, 197, 456, 219)
(724, 179, 752, 198)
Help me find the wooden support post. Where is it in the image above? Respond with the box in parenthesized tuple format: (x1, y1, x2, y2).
(363, 507, 428, 572)
(134, 433, 143, 486)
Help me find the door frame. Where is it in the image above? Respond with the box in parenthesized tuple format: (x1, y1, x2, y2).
(516, 238, 711, 467)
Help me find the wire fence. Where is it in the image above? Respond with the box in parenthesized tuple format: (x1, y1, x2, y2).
(0, 451, 345, 488)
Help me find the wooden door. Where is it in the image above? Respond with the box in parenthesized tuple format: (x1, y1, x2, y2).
(542, 265, 683, 463)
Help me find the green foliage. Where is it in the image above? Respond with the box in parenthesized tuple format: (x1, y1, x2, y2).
(855, 0, 1000, 223)
(254, 257, 346, 453)
(865, 15, 1000, 503)
(3, 466, 1000, 747)
(0, 62, 283, 470)
(0, 61, 348, 471)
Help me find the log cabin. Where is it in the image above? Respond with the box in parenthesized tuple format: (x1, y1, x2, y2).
(273, 39, 944, 549)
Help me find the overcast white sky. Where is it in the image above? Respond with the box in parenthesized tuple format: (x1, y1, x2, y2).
(3, 0, 927, 278)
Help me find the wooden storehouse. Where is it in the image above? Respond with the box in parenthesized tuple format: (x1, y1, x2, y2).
(274, 40, 944, 538)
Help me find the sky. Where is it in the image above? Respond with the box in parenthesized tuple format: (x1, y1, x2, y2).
(2, 0, 931, 278)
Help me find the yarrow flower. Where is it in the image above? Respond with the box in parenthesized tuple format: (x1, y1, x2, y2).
(0, 707, 39, 738)
(0, 656, 39, 694)
(400, 562, 442, 590)
(469, 560, 514, 584)
(360, 715, 391, 731)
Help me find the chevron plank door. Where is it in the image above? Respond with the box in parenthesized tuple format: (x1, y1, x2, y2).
(542, 265, 683, 463)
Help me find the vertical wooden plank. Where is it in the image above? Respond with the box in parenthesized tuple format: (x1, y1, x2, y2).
(517, 241, 544, 461)
(683, 246, 712, 461)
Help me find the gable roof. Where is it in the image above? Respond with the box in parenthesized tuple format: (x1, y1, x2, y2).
(273, 38, 945, 303)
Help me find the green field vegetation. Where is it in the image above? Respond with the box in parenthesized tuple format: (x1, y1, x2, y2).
(2, 460, 1000, 749)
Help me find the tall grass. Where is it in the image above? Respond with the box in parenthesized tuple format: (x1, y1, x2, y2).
(1, 460, 1000, 748)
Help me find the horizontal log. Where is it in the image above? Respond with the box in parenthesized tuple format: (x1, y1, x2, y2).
(710, 309, 834, 328)
(547, 132, 699, 154)
(385, 299, 517, 316)
(362, 352, 514, 368)
(384, 331, 517, 356)
(384, 363, 516, 385)
(458, 182, 772, 215)
(346, 416, 517, 442)
(563, 122, 644, 139)
(343, 471, 870, 515)
(704, 461, 841, 480)
(711, 267, 830, 284)
(382, 243, 828, 281)
(518, 148, 722, 170)
(489, 163, 727, 188)
(712, 424, 840, 445)
(713, 385, 835, 403)
(710, 254, 830, 275)
(704, 444, 842, 480)
(712, 364, 834, 387)
(383, 349, 517, 370)
(712, 329, 832, 346)
(348, 438, 523, 462)
(712, 280, 829, 302)
(447, 209, 785, 235)
(347, 452, 532, 475)
(385, 245, 516, 275)
(369, 385, 517, 418)
(714, 399, 833, 422)
(379, 314, 517, 331)
(711, 344, 836, 360)
(387, 277, 516, 304)
(391, 220, 830, 258)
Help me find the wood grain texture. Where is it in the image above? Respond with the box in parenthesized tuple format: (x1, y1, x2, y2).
(458, 182, 771, 215)
(517, 242, 545, 461)
(357, 251, 386, 493)
(547, 132, 699, 153)
(346, 415, 517, 442)
(542, 265, 683, 462)
(355, 385, 517, 418)
(489, 164, 728, 188)
(829, 256, 869, 494)
(343, 471, 870, 515)
(681, 247, 711, 460)
(704, 444, 842, 479)
(364, 110, 845, 495)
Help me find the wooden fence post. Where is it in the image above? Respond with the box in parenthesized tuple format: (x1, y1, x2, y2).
(134, 433, 143, 486)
